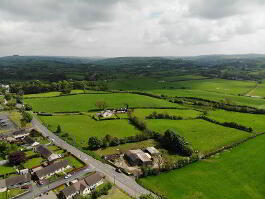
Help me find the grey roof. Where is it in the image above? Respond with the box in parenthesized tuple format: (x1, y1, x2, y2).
(35, 160, 69, 179)
(5, 173, 31, 187)
(61, 185, 77, 198)
(145, 147, 160, 155)
(35, 145, 52, 159)
(125, 149, 152, 163)
(13, 130, 29, 136)
(0, 179, 6, 188)
(84, 172, 104, 187)
(24, 136, 35, 145)
(72, 179, 87, 192)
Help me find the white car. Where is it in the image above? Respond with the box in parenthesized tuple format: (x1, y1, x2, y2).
(64, 174, 72, 179)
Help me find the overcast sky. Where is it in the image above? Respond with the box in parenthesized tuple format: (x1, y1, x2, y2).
(1, 0, 265, 57)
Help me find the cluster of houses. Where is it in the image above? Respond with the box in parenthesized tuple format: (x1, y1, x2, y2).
(0, 129, 73, 191)
(125, 147, 160, 167)
(59, 172, 104, 199)
(96, 108, 128, 118)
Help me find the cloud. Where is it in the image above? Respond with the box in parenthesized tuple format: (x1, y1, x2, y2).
(0, 0, 265, 56)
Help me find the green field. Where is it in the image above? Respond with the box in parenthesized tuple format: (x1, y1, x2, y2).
(25, 93, 178, 112)
(148, 89, 265, 109)
(248, 84, 265, 98)
(100, 187, 132, 199)
(39, 115, 142, 146)
(139, 134, 265, 199)
(23, 89, 108, 98)
(110, 78, 255, 95)
(146, 119, 250, 154)
(132, 108, 202, 120)
(207, 110, 265, 133)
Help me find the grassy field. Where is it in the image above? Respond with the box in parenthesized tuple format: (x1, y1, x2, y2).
(0, 191, 6, 199)
(109, 78, 256, 95)
(248, 84, 265, 98)
(95, 139, 157, 156)
(23, 90, 108, 98)
(148, 89, 265, 109)
(207, 110, 265, 133)
(139, 134, 265, 199)
(39, 115, 142, 146)
(132, 108, 202, 120)
(146, 119, 250, 154)
(25, 93, 178, 113)
(0, 165, 16, 175)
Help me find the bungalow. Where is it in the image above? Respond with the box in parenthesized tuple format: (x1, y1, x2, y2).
(35, 145, 59, 161)
(0, 173, 32, 192)
(60, 172, 104, 199)
(34, 160, 70, 180)
(24, 136, 39, 147)
(125, 149, 152, 166)
(12, 130, 30, 139)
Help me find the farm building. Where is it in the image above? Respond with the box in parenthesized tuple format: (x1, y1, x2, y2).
(145, 147, 160, 156)
(33, 160, 70, 180)
(60, 172, 104, 199)
(35, 145, 59, 161)
(125, 149, 152, 166)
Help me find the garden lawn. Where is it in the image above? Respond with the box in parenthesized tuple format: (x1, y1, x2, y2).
(146, 119, 250, 154)
(99, 186, 132, 199)
(23, 157, 44, 169)
(139, 134, 265, 199)
(132, 108, 202, 120)
(0, 192, 6, 199)
(24, 93, 178, 113)
(0, 165, 16, 175)
(207, 110, 265, 133)
(64, 156, 85, 169)
(39, 115, 142, 146)
(7, 188, 26, 198)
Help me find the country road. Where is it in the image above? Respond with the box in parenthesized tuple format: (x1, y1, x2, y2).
(32, 117, 153, 198)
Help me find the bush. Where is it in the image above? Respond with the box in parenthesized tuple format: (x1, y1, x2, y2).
(21, 111, 33, 123)
(8, 151, 26, 166)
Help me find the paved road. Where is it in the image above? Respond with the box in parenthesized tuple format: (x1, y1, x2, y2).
(19, 167, 94, 199)
(32, 118, 153, 198)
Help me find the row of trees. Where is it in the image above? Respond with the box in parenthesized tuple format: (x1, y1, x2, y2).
(146, 111, 183, 120)
(9, 80, 108, 95)
(199, 115, 253, 132)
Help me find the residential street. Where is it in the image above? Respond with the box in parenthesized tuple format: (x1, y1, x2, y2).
(31, 117, 153, 198)
(19, 167, 94, 199)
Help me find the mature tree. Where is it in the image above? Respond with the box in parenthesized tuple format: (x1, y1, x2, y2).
(24, 104, 32, 111)
(30, 129, 42, 137)
(4, 93, 12, 101)
(88, 136, 102, 150)
(56, 125, 62, 134)
(21, 111, 33, 123)
(8, 151, 26, 165)
(162, 129, 193, 156)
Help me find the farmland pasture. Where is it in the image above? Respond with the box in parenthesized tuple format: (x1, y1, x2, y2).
(132, 108, 202, 119)
(110, 78, 256, 95)
(146, 119, 250, 154)
(248, 83, 265, 98)
(139, 134, 265, 199)
(25, 93, 178, 113)
(39, 115, 142, 147)
(148, 89, 265, 109)
(207, 110, 265, 133)
(23, 90, 108, 98)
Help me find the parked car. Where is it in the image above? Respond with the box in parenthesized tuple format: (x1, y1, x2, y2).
(115, 168, 122, 173)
